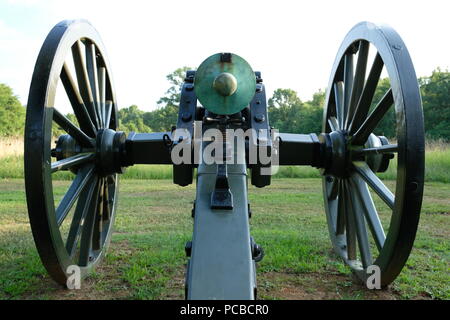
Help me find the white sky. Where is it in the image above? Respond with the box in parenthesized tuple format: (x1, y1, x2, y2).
(0, 0, 449, 111)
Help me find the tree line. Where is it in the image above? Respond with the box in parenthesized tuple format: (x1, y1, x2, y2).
(0, 68, 448, 140)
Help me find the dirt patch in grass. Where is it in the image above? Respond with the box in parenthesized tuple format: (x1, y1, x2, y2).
(36, 240, 187, 300)
(258, 272, 431, 300)
(21, 240, 134, 300)
(425, 211, 449, 215)
(159, 266, 185, 300)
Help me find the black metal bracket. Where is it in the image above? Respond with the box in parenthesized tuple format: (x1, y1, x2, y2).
(173, 70, 198, 186)
(176, 70, 197, 135)
(249, 72, 272, 188)
(210, 164, 233, 210)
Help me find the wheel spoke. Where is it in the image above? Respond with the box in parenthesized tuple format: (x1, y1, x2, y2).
(343, 180, 357, 260)
(85, 42, 101, 128)
(104, 100, 112, 129)
(98, 67, 106, 128)
(53, 108, 94, 148)
(336, 180, 345, 235)
(348, 53, 384, 135)
(348, 177, 373, 268)
(56, 165, 95, 226)
(328, 117, 339, 132)
(79, 178, 101, 266)
(107, 174, 116, 185)
(72, 40, 100, 129)
(343, 53, 354, 130)
(352, 88, 394, 145)
(92, 178, 104, 251)
(60, 63, 97, 137)
(351, 174, 386, 251)
(333, 82, 344, 129)
(353, 161, 395, 209)
(355, 144, 398, 155)
(51, 153, 95, 173)
(327, 176, 339, 200)
(103, 177, 111, 221)
(65, 175, 98, 257)
(346, 41, 369, 128)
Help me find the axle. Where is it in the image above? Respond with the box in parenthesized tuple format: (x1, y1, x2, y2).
(53, 129, 393, 179)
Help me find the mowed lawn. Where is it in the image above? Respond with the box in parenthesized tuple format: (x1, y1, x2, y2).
(0, 178, 448, 300)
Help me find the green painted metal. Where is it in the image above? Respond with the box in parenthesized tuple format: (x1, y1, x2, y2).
(194, 53, 256, 115)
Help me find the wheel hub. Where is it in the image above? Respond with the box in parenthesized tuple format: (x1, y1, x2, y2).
(320, 130, 351, 178)
(320, 131, 393, 178)
(95, 129, 127, 176)
(52, 129, 126, 176)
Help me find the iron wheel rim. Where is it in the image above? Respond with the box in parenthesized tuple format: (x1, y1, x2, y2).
(321, 22, 425, 286)
(25, 20, 119, 285)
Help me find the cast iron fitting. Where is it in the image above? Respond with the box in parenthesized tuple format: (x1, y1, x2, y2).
(95, 129, 127, 176)
(365, 135, 393, 173)
(53, 134, 88, 174)
(318, 131, 351, 178)
(54, 134, 82, 161)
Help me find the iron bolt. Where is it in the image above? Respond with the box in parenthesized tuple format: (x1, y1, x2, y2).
(254, 114, 265, 122)
(191, 201, 196, 218)
(252, 243, 264, 262)
(185, 241, 192, 257)
(182, 113, 192, 122)
(220, 52, 232, 62)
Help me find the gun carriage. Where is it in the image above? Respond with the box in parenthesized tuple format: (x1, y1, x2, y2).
(24, 20, 424, 299)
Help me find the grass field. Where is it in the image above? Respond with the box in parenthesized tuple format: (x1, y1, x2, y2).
(0, 178, 448, 300)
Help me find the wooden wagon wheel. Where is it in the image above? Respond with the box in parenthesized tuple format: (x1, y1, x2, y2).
(25, 20, 124, 285)
(321, 22, 425, 286)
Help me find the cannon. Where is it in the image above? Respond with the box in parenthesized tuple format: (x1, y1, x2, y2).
(24, 20, 424, 299)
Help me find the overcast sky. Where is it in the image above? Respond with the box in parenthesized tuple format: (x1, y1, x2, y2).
(0, 0, 449, 111)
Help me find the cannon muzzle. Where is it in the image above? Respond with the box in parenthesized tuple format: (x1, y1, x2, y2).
(194, 52, 256, 115)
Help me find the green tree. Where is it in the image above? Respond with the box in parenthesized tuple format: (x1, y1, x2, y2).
(143, 66, 192, 132)
(268, 88, 303, 133)
(0, 83, 25, 136)
(118, 105, 151, 133)
(268, 88, 325, 134)
(299, 90, 325, 134)
(420, 68, 450, 140)
(368, 78, 396, 138)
